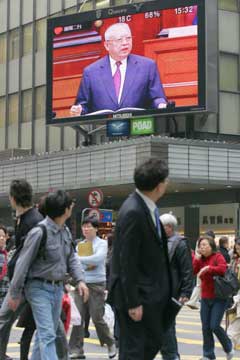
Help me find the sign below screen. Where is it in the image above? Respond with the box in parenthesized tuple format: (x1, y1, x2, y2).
(46, 0, 218, 126)
(107, 120, 130, 137)
(131, 118, 154, 135)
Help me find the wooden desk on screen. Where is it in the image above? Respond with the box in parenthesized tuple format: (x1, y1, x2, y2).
(143, 35, 198, 107)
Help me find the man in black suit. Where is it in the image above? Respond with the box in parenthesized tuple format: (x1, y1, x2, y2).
(108, 157, 172, 360)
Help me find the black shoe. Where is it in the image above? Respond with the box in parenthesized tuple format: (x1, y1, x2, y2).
(84, 329, 90, 338)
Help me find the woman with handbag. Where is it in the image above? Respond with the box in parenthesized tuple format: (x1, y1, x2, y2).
(193, 235, 234, 360)
(227, 237, 240, 350)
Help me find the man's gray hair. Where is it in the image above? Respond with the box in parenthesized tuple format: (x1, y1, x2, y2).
(104, 23, 131, 41)
(160, 213, 178, 229)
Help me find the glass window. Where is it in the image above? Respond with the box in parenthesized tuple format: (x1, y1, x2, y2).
(65, 0, 76, 8)
(220, 53, 239, 92)
(0, 97, 6, 128)
(113, 0, 128, 5)
(22, 0, 33, 24)
(219, 11, 239, 53)
(22, 90, 32, 123)
(9, 29, 20, 60)
(8, 93, 19, 125)
(9, 0, 20, 29)
(0, 0, 7, 33)
(96, 0, 110, 9)
(50, 0, 62, 14)
(64, 6, 77, 14)
(0, 34, 7, 64)
(35, 86, 46, 119)
(218, 0, 239, 11)
(49, 11, 63, 18)
(23, 24, 33, 56)
(36, 0, 48, 19)
(220, 92, 240, 134)
(35, 19, 46, 52)
(78, 1, 93, 12)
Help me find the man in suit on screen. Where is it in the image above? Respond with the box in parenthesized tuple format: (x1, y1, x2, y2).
(70, 23, 167, 116)
(108, 157, 172, 360)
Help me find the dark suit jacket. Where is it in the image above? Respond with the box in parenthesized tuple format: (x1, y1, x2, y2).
(75, 54, 167, 114)
(108, 191, 171, 311)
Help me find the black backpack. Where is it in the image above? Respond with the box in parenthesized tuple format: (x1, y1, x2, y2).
(8, 224, 47, 280)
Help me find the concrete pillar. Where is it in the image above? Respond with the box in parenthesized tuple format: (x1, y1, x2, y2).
(184, 205, 200, 249)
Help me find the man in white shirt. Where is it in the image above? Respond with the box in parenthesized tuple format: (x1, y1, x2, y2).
(70, 23, 167, 116)
(69, 217, 116, 360)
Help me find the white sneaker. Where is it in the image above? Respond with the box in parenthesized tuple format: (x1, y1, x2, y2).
(107, 343, 117, 359)
(69, 353, 86, 359)
(226, 349, 235, 360)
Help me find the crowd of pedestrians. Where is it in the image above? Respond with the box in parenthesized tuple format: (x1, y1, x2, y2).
(0, 158, 239, 360)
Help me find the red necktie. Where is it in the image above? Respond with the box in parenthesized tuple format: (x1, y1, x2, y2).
(113, 61, 121, 99)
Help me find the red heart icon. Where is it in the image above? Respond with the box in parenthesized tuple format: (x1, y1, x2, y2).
(54, 27, 63, 35)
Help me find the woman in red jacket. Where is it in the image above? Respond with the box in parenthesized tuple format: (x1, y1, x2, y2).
(193, 235, 234, 360)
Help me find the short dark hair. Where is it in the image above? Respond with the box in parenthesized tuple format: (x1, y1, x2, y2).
(204, 229, 215, 239)
(82, 216, 99, 228)
(6, 226, 14, 237)
(234, 238, 240, 256)
(219, 236, 229, 247)
(0, 225, 7, 235)
(9, 179, 33, 207)
(198, 235, 217, 253)
(134, 157, 168, 191)
(44, 190, 73, 219)
(235, 237, 240, 246)
(37, 195, 47, 217)
(107, 232, 114, 248)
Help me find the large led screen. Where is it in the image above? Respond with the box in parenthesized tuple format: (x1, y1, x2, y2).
(46, 0, 216, 125)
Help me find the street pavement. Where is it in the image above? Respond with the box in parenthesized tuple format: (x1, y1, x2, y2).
(6, 306, 240, 359)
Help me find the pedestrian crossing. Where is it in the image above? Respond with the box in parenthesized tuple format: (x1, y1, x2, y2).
(6, 307, 240, 359)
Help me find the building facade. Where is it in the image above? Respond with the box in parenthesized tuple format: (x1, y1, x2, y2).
(0, 0, 240, 240)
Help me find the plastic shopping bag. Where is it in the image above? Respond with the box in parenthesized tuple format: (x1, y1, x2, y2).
(103, 303, 114, 332)
(69, 293, 82, 326)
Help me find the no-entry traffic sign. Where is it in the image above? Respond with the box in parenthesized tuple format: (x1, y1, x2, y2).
(87, 188, 103, 208)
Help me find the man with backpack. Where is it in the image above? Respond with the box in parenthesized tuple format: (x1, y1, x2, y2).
(159, 213, 193, 360)
(8, 190, 89, 360)
(0, 179, 43, 360)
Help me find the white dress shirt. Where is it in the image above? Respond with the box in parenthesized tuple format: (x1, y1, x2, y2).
(136, 189, 158, 227)
(109, 56, 127, 103)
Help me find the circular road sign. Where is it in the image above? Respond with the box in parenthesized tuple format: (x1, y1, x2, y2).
(88, 208, 101, 221)
(87, 188, 103, 208)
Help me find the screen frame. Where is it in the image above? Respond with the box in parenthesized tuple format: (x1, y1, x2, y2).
(46, 0, 216, 126)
